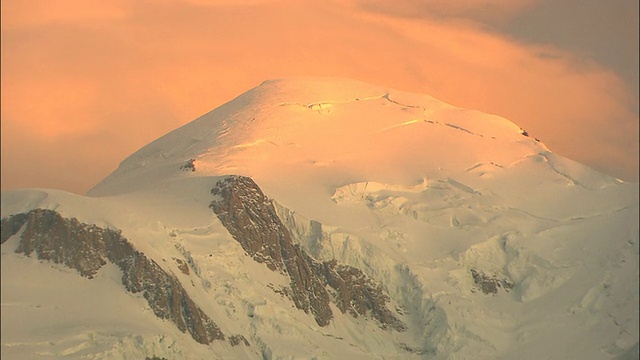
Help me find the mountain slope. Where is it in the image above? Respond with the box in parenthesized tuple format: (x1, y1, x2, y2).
(2, 78, 638, 359)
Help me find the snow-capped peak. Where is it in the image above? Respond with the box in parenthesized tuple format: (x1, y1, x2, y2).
(3, 78, 637, 360)
(88, 77, 549, 199)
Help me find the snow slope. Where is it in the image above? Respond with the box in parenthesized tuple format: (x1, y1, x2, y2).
(2, 78, 638, 359)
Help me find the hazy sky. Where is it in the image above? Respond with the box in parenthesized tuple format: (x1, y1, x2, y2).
(2, 0, 638, 194)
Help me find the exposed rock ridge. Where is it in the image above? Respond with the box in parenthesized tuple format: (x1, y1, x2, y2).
(210, 175, 405, 331)
(470, 269, 514, 295)
(1, 213, 28, 244)
(0, 209, 224, 345)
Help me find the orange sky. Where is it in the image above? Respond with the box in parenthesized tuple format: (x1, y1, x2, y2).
(1, 0, 638, 194)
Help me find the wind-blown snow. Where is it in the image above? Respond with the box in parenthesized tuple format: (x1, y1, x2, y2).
(2, 78, 638, 359)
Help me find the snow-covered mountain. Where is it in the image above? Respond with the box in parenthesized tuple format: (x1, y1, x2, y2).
(2, 78, 638, 359)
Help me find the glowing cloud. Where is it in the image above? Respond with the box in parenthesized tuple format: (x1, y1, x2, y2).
(1, 0, 637, 193)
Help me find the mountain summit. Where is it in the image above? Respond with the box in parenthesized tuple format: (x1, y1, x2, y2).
(88, 77, 551, 196)
(95, 78, 537, 188)
(2, 78, 638, 359)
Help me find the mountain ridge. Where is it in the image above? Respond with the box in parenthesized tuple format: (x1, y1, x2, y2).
(2, 77, 637, 359)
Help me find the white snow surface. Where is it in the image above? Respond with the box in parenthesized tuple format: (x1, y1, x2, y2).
(2, 77, 638, 359)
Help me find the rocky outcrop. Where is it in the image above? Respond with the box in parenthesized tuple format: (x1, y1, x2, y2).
(210, 176, 405, 331)
(174, 257, 190, 275)
(1, 213, 28, 244)
(229, 334, 250, 346)
(470, 269, 514, 295)
(1, 209, 224, 345)
(316, 259, 405, 330)
(180, 158, 196, 172)
(210, 176, 333, 326)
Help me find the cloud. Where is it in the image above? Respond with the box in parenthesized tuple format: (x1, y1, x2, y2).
(0, 0, 130, 29)
(355, 0, 539, 23)
(1, 0, 637, 193)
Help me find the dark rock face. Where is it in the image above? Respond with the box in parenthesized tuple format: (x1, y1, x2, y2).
(470, 269, 514, 295)
(229, 334, 250, 346)
(317, 259, 406, 330)
(180, 158, 196, 172)
(1, 209, 224, 344)
(210, 176, 333, 326)
(1, 213, 28, 244)
(210, 175, 405, 331)
(174, 257, 190, 275)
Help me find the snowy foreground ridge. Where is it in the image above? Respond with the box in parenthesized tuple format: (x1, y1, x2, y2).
(1, 78, 638, 359)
